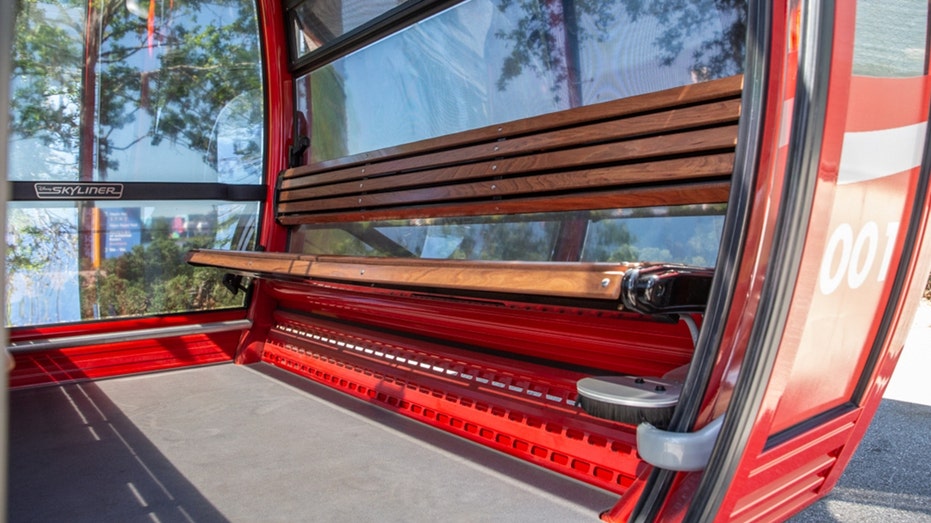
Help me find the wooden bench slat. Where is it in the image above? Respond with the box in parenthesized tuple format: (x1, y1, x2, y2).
(277, 180, 731, 225)
(278, 153, 736, 216)
(280, 124, 738, 204)
(187, 249, 635, 300)
(276, 75, 742, 225)
(185, 250, 317, 275)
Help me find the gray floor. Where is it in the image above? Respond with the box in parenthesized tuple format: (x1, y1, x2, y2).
(8, 363, 617, 523)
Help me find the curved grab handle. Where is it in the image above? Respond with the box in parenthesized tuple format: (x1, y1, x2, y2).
(636, 416, 724, 472)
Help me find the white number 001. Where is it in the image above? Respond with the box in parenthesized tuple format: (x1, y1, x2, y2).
(819, 222, 899, 295)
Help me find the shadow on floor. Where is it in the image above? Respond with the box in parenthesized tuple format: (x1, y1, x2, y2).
(9, 379, 230, 523)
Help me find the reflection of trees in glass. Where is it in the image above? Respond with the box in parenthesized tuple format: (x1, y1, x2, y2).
(308, 66, 349, 164)
(582, 205, 726, 265)
(5, 209, 79, 324)
(475, 219, 557, 261)
(11, 0, 263, 178)
(142, 1, 263, 163)
(82, 217, 243, 319)
(619, 0, 746, 81)
(495, 0, 612, 105)
(495, 0, 746, 103)
(296, 208, 724, 265)
(10, 0, 84, 178)
(9, 0, 262, 326)
(6, 211, 75, 279)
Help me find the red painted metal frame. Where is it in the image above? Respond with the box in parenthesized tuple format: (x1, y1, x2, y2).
(629, 2, 931, 520)
(9, 329, 241, 388)
(261, 309, 648, 495)
(8, 310, 246, 387)
(256, 0, 292, 255)
(266, 279, 698, 377)
(711, 2, 931, 518)
(235, 0, 294, 365)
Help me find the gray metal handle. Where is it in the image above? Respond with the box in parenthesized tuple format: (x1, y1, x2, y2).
(636, 416, 724, 471)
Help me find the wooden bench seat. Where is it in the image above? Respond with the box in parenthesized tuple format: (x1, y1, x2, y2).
(185, 75, 743, 495)
(191, 75, 742, 310)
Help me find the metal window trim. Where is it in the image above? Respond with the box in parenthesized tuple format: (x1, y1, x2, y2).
(287, 0, 461, 74)
(7, 319, 253, 353)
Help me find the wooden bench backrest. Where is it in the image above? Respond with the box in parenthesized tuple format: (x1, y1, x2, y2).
(277, 74, 743, 225)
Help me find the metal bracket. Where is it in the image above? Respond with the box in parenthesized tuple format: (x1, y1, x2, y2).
(636, 416, 724, 471)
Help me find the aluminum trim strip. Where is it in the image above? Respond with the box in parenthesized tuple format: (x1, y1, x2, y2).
(7, 319, 252, 353)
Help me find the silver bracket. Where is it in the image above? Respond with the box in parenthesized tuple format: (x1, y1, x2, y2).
(636, 416, 724, 471)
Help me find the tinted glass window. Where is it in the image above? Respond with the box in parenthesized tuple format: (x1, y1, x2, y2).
(289, 206, 725, 266)
(295, 0, 746, 163)
(7, 201, 258, 326)
(9, 0, 264, 183)
(7, 0, 265, 327)
(853, 0, 929, 77)
(291, 0, 409, 58)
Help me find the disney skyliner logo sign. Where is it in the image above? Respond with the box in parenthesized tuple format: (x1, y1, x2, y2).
(34, 183, 124, 199)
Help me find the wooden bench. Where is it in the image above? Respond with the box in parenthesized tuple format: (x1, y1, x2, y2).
(191, 74, 740, 307)
(186, 75, 742, 495)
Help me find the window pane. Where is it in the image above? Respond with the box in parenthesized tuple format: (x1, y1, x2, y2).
(297, 0, 746, 162)
(6, 201, 259, 327)
(8, 0, 85, 182)
(854, 0, 928, 77)
(291, 0, 409, 58)
(9, 0, 264, 183)
(581, 207, 725, 266)
(289, 206, 725, 265)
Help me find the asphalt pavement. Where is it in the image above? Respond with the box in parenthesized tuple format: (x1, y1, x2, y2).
(791, 301, 931, 522)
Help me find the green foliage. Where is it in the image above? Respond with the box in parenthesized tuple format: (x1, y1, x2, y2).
(309, 65, 349, 163)
(5, 210, 79, 323)
(6, 215, 76, 274)
(477, 220, 558, 261)
(582, 219, 639, 262)
(81, 218, 243, 320)
(11, 0, 262, 176)
(10, 0, 84, 171)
